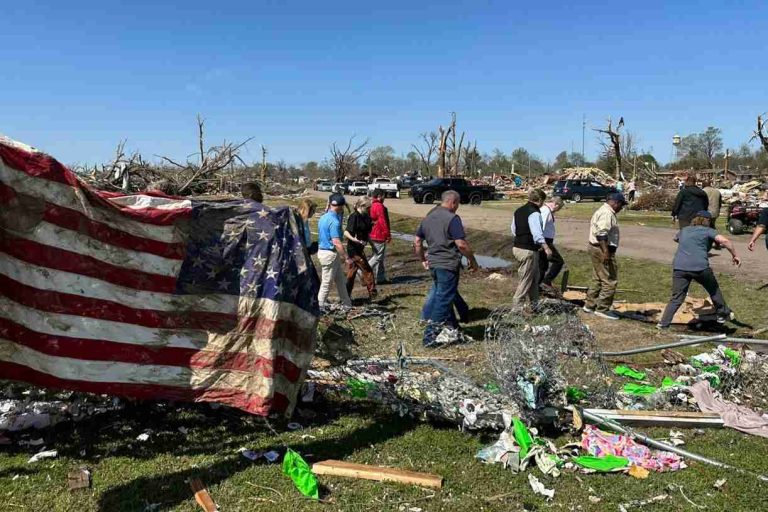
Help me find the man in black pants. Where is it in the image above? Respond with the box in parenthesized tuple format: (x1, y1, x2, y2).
(538, 196, 565, 292)
(658, 211, 740, 329)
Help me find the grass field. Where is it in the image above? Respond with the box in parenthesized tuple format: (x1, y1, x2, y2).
(2, 203, 768, 511)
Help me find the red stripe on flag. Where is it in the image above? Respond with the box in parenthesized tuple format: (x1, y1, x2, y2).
(0, 361, 289, 416)
(0, 231, 178, 293)
(0, 317, 303, 381)
(0, 144, 192, 226)
(0, 182, 185, 259)
(0, 273, 314, 350)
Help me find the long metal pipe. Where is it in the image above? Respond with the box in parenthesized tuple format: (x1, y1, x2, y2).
(582, 409, 768, 482)
(600, 334, 726, 357)
(679, 334, 768, 346)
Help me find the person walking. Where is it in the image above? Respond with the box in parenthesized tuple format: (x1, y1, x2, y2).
(658, 211, 740, 329)
(703, 180, 722, 250)
(297, 198, 318, 254)
(414, 190, 478, 347)
(510, 189, 551, 306)
(584, 193, 627, 320)
(316, 194, 353, 308)
(672, 176, 708, 229)
(368, 189, 391, 284)
(538, 196, 565, 291)
(344, 198, 377, 300)
(627, 181, 637, 203)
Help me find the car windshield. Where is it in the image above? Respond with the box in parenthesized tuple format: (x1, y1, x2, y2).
(425, 179, 443, 186)
(354, 182, 366, 186)
(376, 179, 391, 183)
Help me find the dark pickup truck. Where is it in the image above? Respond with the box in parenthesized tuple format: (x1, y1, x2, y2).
(410, 177, 495, 205)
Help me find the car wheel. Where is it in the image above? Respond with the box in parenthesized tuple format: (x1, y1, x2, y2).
(421, 192, 435, 204)
(572, 193, 582, 203)
(728, 218, 744, 235)
(469, 193, 482, 205)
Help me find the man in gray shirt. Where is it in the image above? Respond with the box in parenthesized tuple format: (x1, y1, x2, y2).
(414, 190, 479, 346)
(658, 211, 740, 328)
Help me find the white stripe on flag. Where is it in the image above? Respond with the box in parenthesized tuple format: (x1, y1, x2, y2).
(0, 338, 291, 395)
(4, 221, 183, 277)
(108, 195, 192, 210)
(0, 253, 237, 314)
(0, 161, 182, 243)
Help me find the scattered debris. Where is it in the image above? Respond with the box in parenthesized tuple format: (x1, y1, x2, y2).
(136, 432, 150, 442)
(283, 449, 319, 499)
(713, 478, 727, 490)
(527, 474, 554, 500)
(287, 422, 303, 431)
(67, 468, 92, 491)
(28, 450, 58, 463)
(627, 465, 650, 479)
(486, 273, 507, 281)
(190, 477, 219, 512)
(618, 493, 669, 512)
(312, 460, 443, 489)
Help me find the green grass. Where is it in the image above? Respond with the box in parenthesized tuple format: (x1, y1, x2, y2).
(3, 198, 768, 511)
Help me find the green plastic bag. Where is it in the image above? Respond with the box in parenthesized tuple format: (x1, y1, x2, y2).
(512, 417, 533, 459)
(282, 448, 319, 500)
(623, 383, 657, 395)
(484, 382, 501, 394)
(566, 386, 587, 403)
(723, 348, 741, 367)
(661, 376, 677, 389)
(614, 365, 646, 381)
(573, 454, 629, 472)
(347, 378, 376, 398)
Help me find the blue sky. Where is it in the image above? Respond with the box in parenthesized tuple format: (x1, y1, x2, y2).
(3, 0, 767, 166)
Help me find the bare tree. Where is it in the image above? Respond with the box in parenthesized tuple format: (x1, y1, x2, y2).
(594, 117, 624, 179)
(159, 114, 252, 194)
(260, 145, 268, 184)
(437, 124, 452, 178)
(751, 114, 768, 154)
(412, 132, 438, 175)
(330, 135, 369, 182)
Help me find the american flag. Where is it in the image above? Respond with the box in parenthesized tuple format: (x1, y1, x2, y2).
(0, 136, 319, 416)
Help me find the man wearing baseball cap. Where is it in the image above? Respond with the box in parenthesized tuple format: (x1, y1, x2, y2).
(317, 194, 353, 308)
(658, 210, 739, 328)
(584, 192, 626, 320)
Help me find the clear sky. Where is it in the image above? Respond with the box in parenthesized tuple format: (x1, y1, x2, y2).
(3, 0, 767, 166)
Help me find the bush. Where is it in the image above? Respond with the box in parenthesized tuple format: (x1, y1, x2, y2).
(630, 189, 676, 211)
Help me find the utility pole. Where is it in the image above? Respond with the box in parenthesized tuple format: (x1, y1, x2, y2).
(581, 114, 586, 163)
(260, 145, 267, 184)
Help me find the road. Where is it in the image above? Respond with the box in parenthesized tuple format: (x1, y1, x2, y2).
(309, 191, 767, 283)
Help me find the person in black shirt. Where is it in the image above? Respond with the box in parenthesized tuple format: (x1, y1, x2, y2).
(672, 176, 708, 229)
(344, 198, 377, 300)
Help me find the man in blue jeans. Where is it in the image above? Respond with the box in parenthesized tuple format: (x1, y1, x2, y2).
(414, 190, 478, 347)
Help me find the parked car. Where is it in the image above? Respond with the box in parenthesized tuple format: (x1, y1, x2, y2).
(348, 181, 369, 195)
(368, 178, 400, 198)
(332, 182, 349, 194)
(726, 201, 762, 234)
(552, 179, 617, 202)
(410, 177, 495, 205)
(316, 181, 333, 192)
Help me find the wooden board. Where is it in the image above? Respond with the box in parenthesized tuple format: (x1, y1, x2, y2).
(312, 460, 443, 489)
(190, 478, 218, 512)
(585, 409, 723, 428)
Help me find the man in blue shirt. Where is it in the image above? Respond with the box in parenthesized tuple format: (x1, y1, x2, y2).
(510, 189, 552, 306)
(414, 190, 478, 347)
(658, 211, 740, 328)
(317, 194, 353, 308)
(748, 207, 768, 252)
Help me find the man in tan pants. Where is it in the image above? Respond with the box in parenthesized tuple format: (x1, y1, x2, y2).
(584, 193, 626, 320)
(511, 189, 551, 306)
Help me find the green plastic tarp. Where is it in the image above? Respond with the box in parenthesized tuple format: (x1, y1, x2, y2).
(566, 387, 587, 403)
(573, 454, 630, 472)
(512, 417, 533, 459)
(282, 449, 319, 500)
(614, 365, 647, 381)
(622, 383, 658, 395)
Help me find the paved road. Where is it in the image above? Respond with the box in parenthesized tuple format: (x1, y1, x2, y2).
(309, 191, 767, 283)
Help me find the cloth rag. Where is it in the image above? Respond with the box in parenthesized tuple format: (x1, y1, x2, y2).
(689, 381, 768, 438)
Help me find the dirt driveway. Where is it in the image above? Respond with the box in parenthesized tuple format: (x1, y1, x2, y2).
(310, 191, 767, 283)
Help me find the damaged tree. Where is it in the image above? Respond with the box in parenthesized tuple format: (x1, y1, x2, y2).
(412, 132, 438, 175)
(752, 114, 768, 154)
(594, 117, 624, 180)
(330, 135, 369, 182)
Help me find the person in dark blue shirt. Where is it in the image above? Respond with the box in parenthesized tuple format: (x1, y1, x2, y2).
(658, 211, 740, 329)
(748, 207, 768, 252)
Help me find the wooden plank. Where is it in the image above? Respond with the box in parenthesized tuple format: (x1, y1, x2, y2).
(190, 478, 218, 512)
(312, 460, 443, 489)
(585, 409, 723, 428)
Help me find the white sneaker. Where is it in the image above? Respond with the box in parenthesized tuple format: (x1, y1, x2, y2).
(582, 305, 595, 314)
(594, 310, 620, 320)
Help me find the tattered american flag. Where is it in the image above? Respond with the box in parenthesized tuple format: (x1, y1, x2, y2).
(0, 136, 320, 416)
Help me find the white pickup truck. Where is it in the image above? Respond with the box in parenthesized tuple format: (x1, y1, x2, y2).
(368, 178, 400, 198)
(348, 181, 369, 195)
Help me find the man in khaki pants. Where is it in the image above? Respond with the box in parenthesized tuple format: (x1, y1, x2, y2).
(584, 193, 626, 320)
(511, 189, 551, 306)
